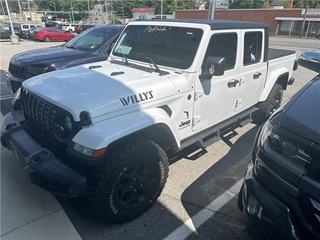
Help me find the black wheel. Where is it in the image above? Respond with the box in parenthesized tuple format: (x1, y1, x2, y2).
(87, 138, 169, 223)
(44, 36, 51, 42)
(69, 29, 73, 33)
(253, 83, 283, 124)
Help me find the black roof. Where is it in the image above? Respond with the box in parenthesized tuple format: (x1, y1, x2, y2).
(138, 19, 268, 30)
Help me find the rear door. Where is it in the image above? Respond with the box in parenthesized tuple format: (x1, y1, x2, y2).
(236, 29, 267, 112)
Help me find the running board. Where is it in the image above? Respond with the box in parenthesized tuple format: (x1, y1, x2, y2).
(181, 107, 257, 150)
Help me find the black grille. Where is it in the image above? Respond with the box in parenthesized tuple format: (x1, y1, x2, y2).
(21, 88, 80, 154)
(9, 62, 27, 78)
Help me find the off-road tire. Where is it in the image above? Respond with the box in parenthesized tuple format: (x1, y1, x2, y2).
(44, 36, 51, 42)
(253, 83, 283, 124)
(87, 138, 169, 223)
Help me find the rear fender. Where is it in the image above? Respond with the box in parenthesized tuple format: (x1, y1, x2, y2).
(259, 67, 289, 102)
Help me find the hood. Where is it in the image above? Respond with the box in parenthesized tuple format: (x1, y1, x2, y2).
(280, 78, 320, 144)
(23, 61, 179, 120)
(11, 46, 89, 66)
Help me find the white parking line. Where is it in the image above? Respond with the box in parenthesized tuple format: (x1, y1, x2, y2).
(0, 96, 13, 100)
(164, 178, 243, 240)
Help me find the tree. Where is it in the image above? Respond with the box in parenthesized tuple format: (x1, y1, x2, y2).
(112, 0, 195, 18)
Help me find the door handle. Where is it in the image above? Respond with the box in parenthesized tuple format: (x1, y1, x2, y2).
(253, 72, 262, 79)
(227, 79, 239, 88)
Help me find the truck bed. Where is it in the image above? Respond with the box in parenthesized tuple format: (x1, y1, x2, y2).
(268, 48, 296, 60)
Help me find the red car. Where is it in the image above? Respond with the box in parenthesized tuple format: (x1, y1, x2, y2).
(33, 28, 75, 42)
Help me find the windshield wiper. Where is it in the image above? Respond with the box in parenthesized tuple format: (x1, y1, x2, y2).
(145, 57, 164, 76)
(122, 54, 129, 65)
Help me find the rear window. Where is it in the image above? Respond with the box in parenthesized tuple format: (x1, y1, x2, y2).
(22, 25, 29, 29)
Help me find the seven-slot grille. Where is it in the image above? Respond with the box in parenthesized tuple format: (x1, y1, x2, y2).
(21, 88, 69, 153)
(9, 62, 27, 78)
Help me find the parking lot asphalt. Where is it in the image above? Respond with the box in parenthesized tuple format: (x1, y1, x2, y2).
(0, 37, 319, 240)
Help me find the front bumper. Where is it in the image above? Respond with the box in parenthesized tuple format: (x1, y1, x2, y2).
(1, 112, 87, 197)
(239, 162, 316, 240)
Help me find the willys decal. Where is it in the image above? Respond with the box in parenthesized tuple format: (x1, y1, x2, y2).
(120, 91, 154, 106)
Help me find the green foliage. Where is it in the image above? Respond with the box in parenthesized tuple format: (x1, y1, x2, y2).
(1, 0, 20, 14)
(229, 0, 265, 9)
(293, 0, 305, 8)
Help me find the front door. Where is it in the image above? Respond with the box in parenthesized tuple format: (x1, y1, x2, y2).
(192, 31, 240, 132)
(236, 30, 267, 112)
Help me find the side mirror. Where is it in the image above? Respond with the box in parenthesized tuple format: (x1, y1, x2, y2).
(201, 57, 226, 81)
(298, 51, 320, 73)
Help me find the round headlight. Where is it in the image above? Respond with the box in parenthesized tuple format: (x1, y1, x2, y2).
(65, 115, 72, 131)
(54, 113, 73, 139)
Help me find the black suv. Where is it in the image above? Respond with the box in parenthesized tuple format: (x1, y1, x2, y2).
(6, 24, 124, 94)
(238, 51, 320, 239)
(0, 24, 22, 40)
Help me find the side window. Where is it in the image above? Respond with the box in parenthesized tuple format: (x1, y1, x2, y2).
(243, 31, 262, 66)
(30, 25, 35, 28)
(202, 33, 237, 71)
(22, 24, 28, 29)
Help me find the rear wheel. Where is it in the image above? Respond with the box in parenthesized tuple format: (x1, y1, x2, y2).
(253, 83, 283, 123)
(87, 138, 169, 223)
(44, 36, 51, 42)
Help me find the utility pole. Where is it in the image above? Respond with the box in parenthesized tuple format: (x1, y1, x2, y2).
(4, 0, 19, 44)
(121, 0, 125, 24)
(104, 0, 108, 24)
(160, 0, 163, 19)
(208, 0, 216, 19)
(300, 0, 308, 38)
(88, 0, 90, 20)
(27, 0, 32, 22)
(17, 0, 24, 21)
(1, 0, 6, 16)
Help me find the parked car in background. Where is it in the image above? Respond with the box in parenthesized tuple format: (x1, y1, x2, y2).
(75, 24, 95, 34)
(238, 51, 320, 240)
(26, 26, 43, 39)
(20, 23, 43, 38)
(0, 24, 22, 40)
(33, 28, 75, 42)
(6, 24, 125, 93)
(45, 21, 62, 29)
(62, 23, 77, 32)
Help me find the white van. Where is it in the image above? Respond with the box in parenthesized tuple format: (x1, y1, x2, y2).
(20, 24, 43, 38)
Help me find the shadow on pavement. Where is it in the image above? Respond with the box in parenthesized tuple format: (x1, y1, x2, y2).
(180, 126, 260, 240)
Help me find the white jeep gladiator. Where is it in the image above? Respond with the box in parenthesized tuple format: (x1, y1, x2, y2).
(1, 20, 297, 223)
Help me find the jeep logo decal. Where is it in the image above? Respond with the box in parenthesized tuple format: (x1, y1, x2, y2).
(120, 91, 154, 106)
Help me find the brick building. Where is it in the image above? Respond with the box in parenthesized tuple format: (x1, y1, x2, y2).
(175, 9, 320, 37)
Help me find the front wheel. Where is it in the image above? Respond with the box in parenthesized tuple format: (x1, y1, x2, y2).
(253, 83, 283, 124)
(87, 138, 169, 223)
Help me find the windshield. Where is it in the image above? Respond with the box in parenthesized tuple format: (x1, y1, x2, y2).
(113, 25, 203, 69)
(65, 27, 121, 51)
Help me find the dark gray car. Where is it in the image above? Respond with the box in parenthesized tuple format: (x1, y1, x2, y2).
(0, 24, 22, 40)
